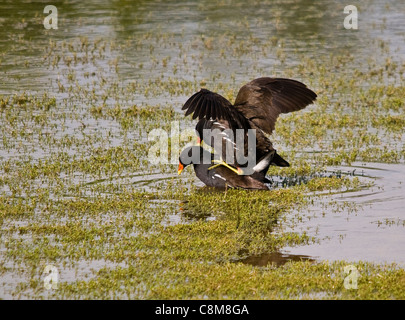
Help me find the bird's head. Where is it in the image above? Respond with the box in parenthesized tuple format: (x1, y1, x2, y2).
(178, 145, 205, 175)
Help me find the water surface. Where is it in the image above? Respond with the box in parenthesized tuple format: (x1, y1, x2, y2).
(1, 0, 405, 298)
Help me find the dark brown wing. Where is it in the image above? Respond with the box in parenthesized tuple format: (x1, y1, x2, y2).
(182, 88, 251, 129)
(183, 89, 254, 168)
(183, 88, 229, 121)
(234, 77, 317, 135)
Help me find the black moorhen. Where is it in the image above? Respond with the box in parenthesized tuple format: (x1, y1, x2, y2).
(178, 145, 271, 190)
(182, 77, 317, 181)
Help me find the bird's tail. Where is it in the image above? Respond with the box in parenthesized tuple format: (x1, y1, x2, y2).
(272, 152, 290, 167)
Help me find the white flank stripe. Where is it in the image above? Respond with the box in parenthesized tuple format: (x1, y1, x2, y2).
(214, 174, 226, 181)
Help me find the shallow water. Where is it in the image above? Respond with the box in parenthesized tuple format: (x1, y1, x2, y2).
(284, 162, 405, 267)
(0, 0, 405, 298)
(236, 251, 315, 267)
(176, 162, 405, 267)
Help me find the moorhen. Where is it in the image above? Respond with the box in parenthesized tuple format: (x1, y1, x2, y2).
(179, 77, 317, 189)
(178, 145, 271, 190)
(182, 77, 317, 179)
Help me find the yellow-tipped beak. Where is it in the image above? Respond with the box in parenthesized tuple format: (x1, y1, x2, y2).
(178, 163, 184, 175)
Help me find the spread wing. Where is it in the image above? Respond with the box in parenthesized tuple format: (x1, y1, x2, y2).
(182, 89, 251, 166)
(182, 79, 317, 170)
(234, 77, 317, 134)
(182, 88, 249, 130)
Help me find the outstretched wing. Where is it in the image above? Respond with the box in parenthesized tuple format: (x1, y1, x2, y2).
(234, 77, 317, 135)
(182, 89, 251, 166)
(182, 88, 249, 130)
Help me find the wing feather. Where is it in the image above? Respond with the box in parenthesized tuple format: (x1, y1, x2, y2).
(234, 77, 317, 134)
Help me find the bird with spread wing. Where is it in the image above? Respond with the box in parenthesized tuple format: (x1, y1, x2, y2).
(178, 77, 317, 190)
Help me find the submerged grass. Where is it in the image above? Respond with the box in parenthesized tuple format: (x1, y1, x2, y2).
(1, 1, 405, 299)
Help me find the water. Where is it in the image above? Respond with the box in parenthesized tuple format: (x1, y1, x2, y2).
(236, 251, 315, 267)
(0, 0, 405, 298)
(285, 162, 405, 267)
(2, 0, 403, 94)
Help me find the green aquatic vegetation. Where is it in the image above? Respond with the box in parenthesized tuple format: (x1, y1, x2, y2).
(0, 196, 38, 218)
(1, 1, 405, 299)
(37, 259, 405, 300)
(372, 218, 405, 228)
(372, 115, 405, 132)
